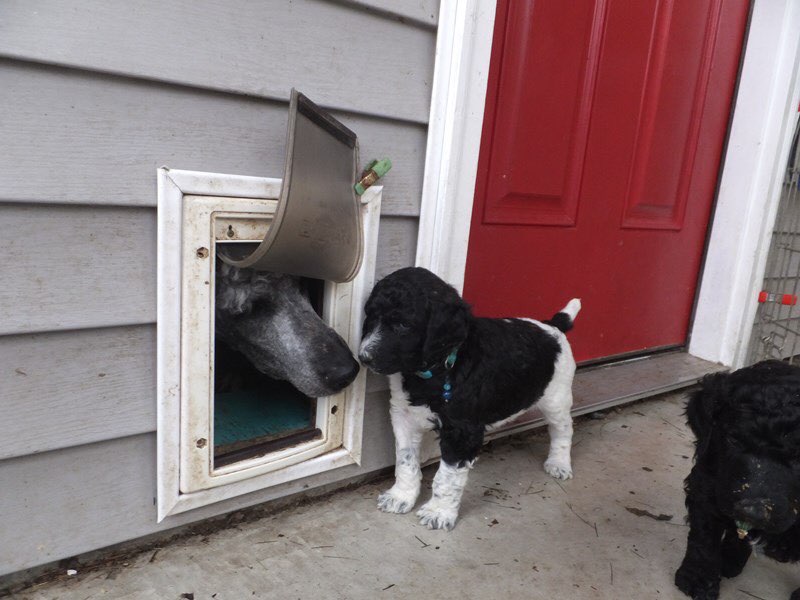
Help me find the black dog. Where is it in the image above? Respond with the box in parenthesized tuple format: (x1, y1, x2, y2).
(676, 360, 800, 599)
(358, 267, 580, 530)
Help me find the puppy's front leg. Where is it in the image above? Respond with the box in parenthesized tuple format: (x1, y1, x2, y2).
(416, 461, 472, 531)
(377, 375, 434, 514)
(417, 421, 483, 531)
(719, 524, 751, 578)
(675, 470, 725, 599)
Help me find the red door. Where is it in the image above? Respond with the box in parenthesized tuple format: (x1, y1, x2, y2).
(463, 0, 750, 363)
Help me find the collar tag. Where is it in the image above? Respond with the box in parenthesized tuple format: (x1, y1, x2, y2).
(415, 348, 459, 379)
(415, 349, 459, 403)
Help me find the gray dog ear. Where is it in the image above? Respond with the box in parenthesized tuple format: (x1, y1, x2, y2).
(421, 298, 470, 367)
(215, 262, 256, 315)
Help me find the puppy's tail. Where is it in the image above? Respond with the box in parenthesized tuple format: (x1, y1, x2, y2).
(546, 298, 581, 333)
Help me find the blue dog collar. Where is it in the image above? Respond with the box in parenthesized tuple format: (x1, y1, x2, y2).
(415, 348, 458, 379)
(415, 348, 458, 402)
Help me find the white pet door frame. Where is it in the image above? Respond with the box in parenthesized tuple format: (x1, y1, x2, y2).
(157, 168, 381, 520)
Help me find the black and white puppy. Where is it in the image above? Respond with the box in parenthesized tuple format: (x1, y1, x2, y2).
(359, 267, 580, 530)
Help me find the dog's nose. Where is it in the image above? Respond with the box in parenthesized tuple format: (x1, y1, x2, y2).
(734, 498, 772, 526)
(323, 357, 360, 392)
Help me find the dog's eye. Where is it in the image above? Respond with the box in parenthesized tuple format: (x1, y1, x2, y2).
(391, 322, 410, 333)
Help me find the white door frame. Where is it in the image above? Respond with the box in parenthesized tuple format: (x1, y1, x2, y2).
(414, 0, 496, 292)
(416, 0, 800, 368)
(688, 0, 800, 368)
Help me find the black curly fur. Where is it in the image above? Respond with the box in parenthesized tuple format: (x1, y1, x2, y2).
(676, 360, 800, 600)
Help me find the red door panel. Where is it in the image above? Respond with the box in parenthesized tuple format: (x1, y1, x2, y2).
(463, 0, 750, 363)
(482, 0, 601, 227)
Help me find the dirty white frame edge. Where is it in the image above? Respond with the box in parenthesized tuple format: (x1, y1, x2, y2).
(417, 0, 800, 369)
(157, 167, 382, 521)
(179, 195, 347, 493)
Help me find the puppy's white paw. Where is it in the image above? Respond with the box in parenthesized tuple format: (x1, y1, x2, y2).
(377, 487, 418, 514)
(544, 458, 573, 480)
(416, 499, 458, 531)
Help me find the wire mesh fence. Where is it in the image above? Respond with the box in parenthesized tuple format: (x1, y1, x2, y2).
(746, 116, 800, 365)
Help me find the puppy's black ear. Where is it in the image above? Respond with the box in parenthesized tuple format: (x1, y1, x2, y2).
(686, 372, 728, 457)
(422, 298, 470, 367)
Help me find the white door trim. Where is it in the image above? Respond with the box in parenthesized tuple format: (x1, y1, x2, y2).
(414, 0, 497, 292)
(417, 0, 800, 368)
(689, 0, 800, 368)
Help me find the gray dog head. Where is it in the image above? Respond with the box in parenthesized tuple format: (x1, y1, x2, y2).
(215, 262, 360, 397)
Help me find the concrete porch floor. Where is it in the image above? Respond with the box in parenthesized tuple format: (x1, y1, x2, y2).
(8, 393, 799, 600)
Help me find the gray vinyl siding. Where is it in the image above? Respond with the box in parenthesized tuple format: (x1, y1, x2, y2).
(0, 0, 435, 122)
(0, 394, 397, 577)
(0, 205, 416, 336)
(0, 0, 436, 576)
(0, 61, 427, 213)
(0, 326, 156, 461)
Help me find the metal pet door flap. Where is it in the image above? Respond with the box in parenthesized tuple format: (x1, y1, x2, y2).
(219, 90, 363, 282)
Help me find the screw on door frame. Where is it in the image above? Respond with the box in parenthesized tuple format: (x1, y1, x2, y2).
(196, 247, 209, 259)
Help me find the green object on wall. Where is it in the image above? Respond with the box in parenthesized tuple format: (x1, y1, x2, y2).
(354, 158, 392, 195)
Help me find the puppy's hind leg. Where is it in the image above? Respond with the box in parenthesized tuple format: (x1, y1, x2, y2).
(377, 374, 435, 514)
(539, 395, 574, 480)
(538, 348, 575, 480)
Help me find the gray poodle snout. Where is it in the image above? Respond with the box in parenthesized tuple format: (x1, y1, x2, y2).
(215, 263, 361, 398)
(320, 353, 360, 392)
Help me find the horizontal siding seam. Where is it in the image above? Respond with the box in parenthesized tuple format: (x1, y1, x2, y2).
(0, 318, 156, 339)
(0, 197, 424, 217)
(0, 322, 155, 341)
(0, 54, 430, 126)
(327, 0, 438, 30)
(0, 425, 156, 463)
(0, 431, 156, 468)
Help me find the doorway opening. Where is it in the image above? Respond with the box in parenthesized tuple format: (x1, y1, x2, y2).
(212, 271, 327, 468)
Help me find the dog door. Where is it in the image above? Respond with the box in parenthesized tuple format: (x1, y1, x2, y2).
(156, 168, 381, 520)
